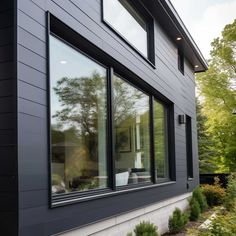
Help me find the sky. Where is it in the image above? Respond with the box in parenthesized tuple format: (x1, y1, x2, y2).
(170, 0, 236, 60)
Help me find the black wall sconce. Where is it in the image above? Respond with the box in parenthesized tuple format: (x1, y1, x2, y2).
(178, 114, 186, 124)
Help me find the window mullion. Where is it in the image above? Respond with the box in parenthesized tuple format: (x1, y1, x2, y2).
(150, 95, 156, 184)
(107, 67, 116, 191)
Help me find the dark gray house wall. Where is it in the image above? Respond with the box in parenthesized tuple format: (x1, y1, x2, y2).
(0, 0, 203, 235)
(0, 1, 18, 235)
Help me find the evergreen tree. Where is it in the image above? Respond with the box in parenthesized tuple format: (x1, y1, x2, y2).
(196, 99, 219, 173)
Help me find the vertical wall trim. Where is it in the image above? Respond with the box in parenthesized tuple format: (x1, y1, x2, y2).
(14, 0, 19, 234)
(150, 96, 156, 183)
(46, 12, 53, 207)
(169, 105, 176, 181)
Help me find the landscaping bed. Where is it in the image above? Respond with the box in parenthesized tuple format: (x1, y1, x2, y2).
(127, 173, 236, 236)
(163, 174, 236, 236)
(162, 208, 216, 236)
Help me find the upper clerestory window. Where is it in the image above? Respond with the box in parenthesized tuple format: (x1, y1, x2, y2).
(103, 0, 154, 65)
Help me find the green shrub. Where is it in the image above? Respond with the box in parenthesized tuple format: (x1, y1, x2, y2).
(193, 187, 208, 212)
(190, 198, 201, 221)
(168, 208, 188, 233)
(201, 178, 225, 207)
(224, 173, 236, 211)
(209, 211, 236, 236)
(133, 221, 159, 236)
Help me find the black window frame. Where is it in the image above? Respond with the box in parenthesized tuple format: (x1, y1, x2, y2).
(49, 33, 113, 202)
(112, 72, 153, 190)
(153, 99, 171, 183)
(186, 115, 194, 179)
(178, 48, 184, 75)
(47, 13, 175, 208)
(101, 0, 155, 67)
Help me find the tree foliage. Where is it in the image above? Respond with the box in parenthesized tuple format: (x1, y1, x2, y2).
(196, 19, 236, 172)
(196, 99, 220, 173)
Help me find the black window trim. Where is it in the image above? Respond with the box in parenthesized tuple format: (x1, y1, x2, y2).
(186, 115, 194, 179)
(47, 13, 175, 208)
(178, 48, 184, 75)
(48, 32, 113, 203)
(112, 72, 153, 188)
(152, 98, 175, 183)
(101, 0, 155, 68)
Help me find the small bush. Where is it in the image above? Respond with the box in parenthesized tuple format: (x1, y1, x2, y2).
(224, 173, 236, 211)
(190, 198, 201, 221)
(192, 187, 208, 212)
(168, 208, 188, 233)
(209, 211, 236, 236)
(201, 178, 225, 207)
(133, 221, 159, 236)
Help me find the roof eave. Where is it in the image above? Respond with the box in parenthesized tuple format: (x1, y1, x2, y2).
(160, 0, 208, 72)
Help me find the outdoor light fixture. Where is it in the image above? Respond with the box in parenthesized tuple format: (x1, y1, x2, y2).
(178, 114, 186, 124)
(176, 37, 182, 41)
(195, 65, 199, 68)
(60, 60, 67, 64)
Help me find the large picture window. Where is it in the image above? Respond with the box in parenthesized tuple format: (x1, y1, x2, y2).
(50, 35, 108, 194)
(113, 74, 151, 186)
(103, 0, 154, 62)
(49, 34, 173, 201)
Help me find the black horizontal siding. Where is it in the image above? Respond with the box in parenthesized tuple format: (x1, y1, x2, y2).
(16, 0, 199, 235)
(0, 1, 17, 235)
(18, 62, 46, 89)
(0, 27, 14, 46)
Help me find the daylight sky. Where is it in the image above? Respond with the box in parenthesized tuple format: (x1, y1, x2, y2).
(170, 0, 236, 60)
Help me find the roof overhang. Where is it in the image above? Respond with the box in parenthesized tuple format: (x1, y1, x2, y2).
(141, 0, 208, 73)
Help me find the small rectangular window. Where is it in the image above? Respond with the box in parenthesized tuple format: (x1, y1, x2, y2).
(103, 0, 154, 63)
(186, 115, 193, 179)
(153, 100, 169, 180)
(178, 49, 184, 74)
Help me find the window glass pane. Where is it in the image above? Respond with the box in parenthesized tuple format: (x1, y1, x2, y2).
(178, 49, 184, 74)
(186, 115, 193, 178)
(154, 100, 169, 179)
(50, 36, 108, 194)
(113, 74, 151, 186)
(103, 0, 148, 57)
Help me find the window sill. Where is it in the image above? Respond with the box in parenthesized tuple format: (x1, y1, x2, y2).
(51, 181, 176, 208)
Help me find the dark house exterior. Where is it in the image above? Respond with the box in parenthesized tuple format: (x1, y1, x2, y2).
(0, 0, 207, 235)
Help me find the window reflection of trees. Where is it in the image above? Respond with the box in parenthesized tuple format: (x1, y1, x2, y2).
(51, 71, 107, 193)
(51, 71, 152, 192)
(113, 77, 144, 125)
(154, 101, 168, 179)
(113, 75, 151, 185)
(53, 71, 105, 160)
